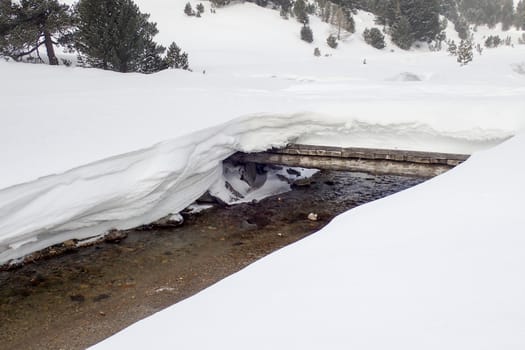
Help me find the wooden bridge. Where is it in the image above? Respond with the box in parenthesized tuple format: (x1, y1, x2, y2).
(228, 144, 470, 178)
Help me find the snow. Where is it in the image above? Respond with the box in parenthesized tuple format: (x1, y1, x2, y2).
(91, 132, 525, 350)
(1, 1, 524, 263)
(1, 0, 525, 344)
(209, 164, 318, 204)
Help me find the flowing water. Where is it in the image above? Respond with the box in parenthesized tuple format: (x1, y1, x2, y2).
(0, 170, 425, 350)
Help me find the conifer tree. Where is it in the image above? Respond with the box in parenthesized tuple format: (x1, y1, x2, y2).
(447, 39, 457, 55)
(0, 0, 74, 64)
(139, 39, 166, 73)
(363, 27, 386, 49)
(300, 25, 314, 43)
(373, 0, 397, 27)
(209, 0, 230, 7)
(184, 2, 194, 16)
(277, 0, 292, 15)
(500, 0, 514, 31)
(75, 0, 165, 73)
(391, 15, 413, 50)
(457, 39, 473, 66)
(164, 42, 189, 70)
(0, 0, 17, 58)
(454, 16, 469, 40)
(196, 3, 205, 14)
(293, 0, 309, 24)
(326, 34, 338, 48)
(399, 0, 440, 42)
(516, 0, 525, 30)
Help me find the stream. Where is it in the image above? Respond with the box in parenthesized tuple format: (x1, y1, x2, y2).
(0, 170, 425, 350)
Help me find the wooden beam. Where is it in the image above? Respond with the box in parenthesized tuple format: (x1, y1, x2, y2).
(228, 144, 470, 178)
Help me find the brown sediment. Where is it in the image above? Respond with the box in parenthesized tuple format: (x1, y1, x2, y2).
(0, 170, 424, 350)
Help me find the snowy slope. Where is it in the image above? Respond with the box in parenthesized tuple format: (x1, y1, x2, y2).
(1, 1, 525, 264)
(1, 0, 525, 346)
(92, 132, 525, 350)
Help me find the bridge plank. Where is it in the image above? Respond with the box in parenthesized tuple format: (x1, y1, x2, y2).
(228, 144, 470, 177)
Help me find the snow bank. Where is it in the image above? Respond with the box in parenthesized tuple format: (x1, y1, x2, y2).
(0, 113, 338, 264)
(1, 106, 520, 264)
(91, 133, 525, 350)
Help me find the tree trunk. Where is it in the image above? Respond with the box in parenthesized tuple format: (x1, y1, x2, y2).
(44, 30, 59, 66)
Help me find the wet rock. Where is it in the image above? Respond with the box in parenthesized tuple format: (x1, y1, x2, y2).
(292, 178, 312, 187)
(29, 274, 46, 286)
(240, 220, 257, 231)
(307, 213, 318, 221)
(70, 294, 85, 303)
(247, 216, 271, 228)
(63, 239, 77, 249)
(104, 230, 127, 244)
(153, 213, 184, 228)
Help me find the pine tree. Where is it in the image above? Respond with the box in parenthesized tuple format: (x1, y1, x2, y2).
(184, 2, 194, 16)
(447, 39, 457, 55)
(519, 33, 525, 45)
(399, 0, 440, 42)
(326, 34, 338, 48)
(475, 43, 483, 55)
(457, 39, 473, 66)
(454, 16, 469, 40)
(209, 0, 230, 7)
(0, 0, 74, 64)
(300, 25, 314, 43)
(374, 0, 397, 27)
(439, 0, 460, 22)
(500, 0, 514, 31)
(139, 39, 166, 73)
(277, 0, 292, 14)
(164, 42, 189, 70)
(293, 0, 309, 24)
(196, 3, 205, 14)
(0, 0, 18, 58)
(459, 0, 514, 28)
(363, 27, 386, 49)
(516, 0, 525, 30)
(391, 15, 413, 50)
(76, 0, 165, 73)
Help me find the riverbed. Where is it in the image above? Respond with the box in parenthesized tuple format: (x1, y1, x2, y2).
(0, 170, 424, 349)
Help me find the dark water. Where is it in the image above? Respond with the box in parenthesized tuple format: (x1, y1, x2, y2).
(0, 170, 425, 350)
